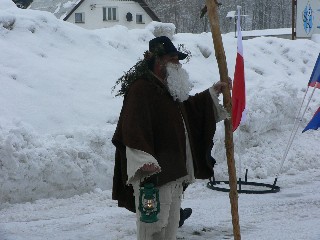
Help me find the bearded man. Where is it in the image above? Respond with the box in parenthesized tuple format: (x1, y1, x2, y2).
(112, 36, 229, 240)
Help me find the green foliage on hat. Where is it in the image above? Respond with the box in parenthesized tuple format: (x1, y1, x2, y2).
(112, 44, 191, 97)
(112, 57, 151, 97)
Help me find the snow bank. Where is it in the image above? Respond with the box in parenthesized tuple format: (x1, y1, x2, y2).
(0, 120, 115, 204)
(0, 0, 17, 10)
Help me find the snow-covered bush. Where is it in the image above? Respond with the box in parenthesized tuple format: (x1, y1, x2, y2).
(146, 21, 176, 39)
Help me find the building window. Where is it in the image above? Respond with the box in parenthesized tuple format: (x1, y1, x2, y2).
(75, 13, 85, 23)
(103, 7, 118, 21)
(136, 14, 144, 24)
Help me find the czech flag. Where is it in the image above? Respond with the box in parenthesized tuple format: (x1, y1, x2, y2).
(232, 6, 246, 132)
(308, 53, 320, 88)
(302, 107, 320, 133)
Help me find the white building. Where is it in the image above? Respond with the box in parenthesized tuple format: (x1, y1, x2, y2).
(29, 0, 161, 30)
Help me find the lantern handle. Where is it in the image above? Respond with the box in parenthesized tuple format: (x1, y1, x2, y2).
(155, 188, 160, 214)
(138, 186, 143, 213)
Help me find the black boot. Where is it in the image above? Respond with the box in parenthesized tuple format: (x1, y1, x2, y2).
(178, 208, 192, 227)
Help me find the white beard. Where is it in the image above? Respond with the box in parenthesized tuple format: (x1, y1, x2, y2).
(165, 63, 193, 102)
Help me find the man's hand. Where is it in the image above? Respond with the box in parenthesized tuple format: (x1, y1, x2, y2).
(213, 77, 232, 95)
(140, 163, 160, 173)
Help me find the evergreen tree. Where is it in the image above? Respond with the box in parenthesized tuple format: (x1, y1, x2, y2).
(146, 0, 292, 33)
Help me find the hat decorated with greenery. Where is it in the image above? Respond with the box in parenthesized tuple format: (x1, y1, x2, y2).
(149, 36, 188, 60)
(112, 36, 190, 97)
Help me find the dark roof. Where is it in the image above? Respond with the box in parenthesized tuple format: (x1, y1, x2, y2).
(64, 0, 160, 22)
(134, 0, 160, 22)
(63, 0, 85, 21)
(29, 0, 82, 19)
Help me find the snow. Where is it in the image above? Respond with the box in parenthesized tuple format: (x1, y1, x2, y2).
(28, 0, 80, 20)
(0, 0, 16, 9)
(241, 28, 292, 37)
(0, 1, 320, 239)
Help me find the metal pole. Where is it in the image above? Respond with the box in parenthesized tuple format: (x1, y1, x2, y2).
(277, 82, 318, 177)
(292, 0, 296, 40)
(235, 16, 237, 38)
(280, 87, 309, 175)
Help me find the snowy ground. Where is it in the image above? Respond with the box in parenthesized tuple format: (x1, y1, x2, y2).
(1, 172, 320, 240)
(1, 1, 320, 239)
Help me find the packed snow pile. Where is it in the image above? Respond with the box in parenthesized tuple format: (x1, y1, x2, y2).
(1, 4, 320, 205)
(0, 122, 115, 204)
(0, 0, 17, 10)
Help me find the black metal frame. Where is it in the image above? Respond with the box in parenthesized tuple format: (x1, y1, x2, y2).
(207, 169, 280, 194)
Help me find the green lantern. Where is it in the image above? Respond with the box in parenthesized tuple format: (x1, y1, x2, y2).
(138, 183, 160, 223)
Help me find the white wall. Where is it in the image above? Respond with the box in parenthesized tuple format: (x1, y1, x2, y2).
(65, 0, 155, 30)
(296, 0, 320, 38)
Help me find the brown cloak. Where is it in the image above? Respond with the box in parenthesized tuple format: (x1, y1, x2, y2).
(112, 75, 216, 213)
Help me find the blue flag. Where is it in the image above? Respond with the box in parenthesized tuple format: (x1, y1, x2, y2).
(302, 107, 320, 133)
(309, 53, 320, 88)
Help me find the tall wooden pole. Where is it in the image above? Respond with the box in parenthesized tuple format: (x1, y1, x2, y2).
(205, 1, 241, 239)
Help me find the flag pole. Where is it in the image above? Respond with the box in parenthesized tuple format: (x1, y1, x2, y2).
(274, 53, 320, 186)
(205, 1, 241, 239)
(280, 88, 309, 170)
(234, 5, 244, 191)
(276, 82, 318, 178)
(281, 53, 320, 171)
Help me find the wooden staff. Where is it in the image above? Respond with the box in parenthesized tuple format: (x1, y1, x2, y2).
(205, 0, 241, 239)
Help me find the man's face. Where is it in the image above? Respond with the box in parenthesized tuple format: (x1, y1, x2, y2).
(158, 54, 180, 77)
(163, 53, 179, 65)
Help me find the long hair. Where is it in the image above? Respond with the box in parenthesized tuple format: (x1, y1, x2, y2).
(112, 51, 155, 97)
